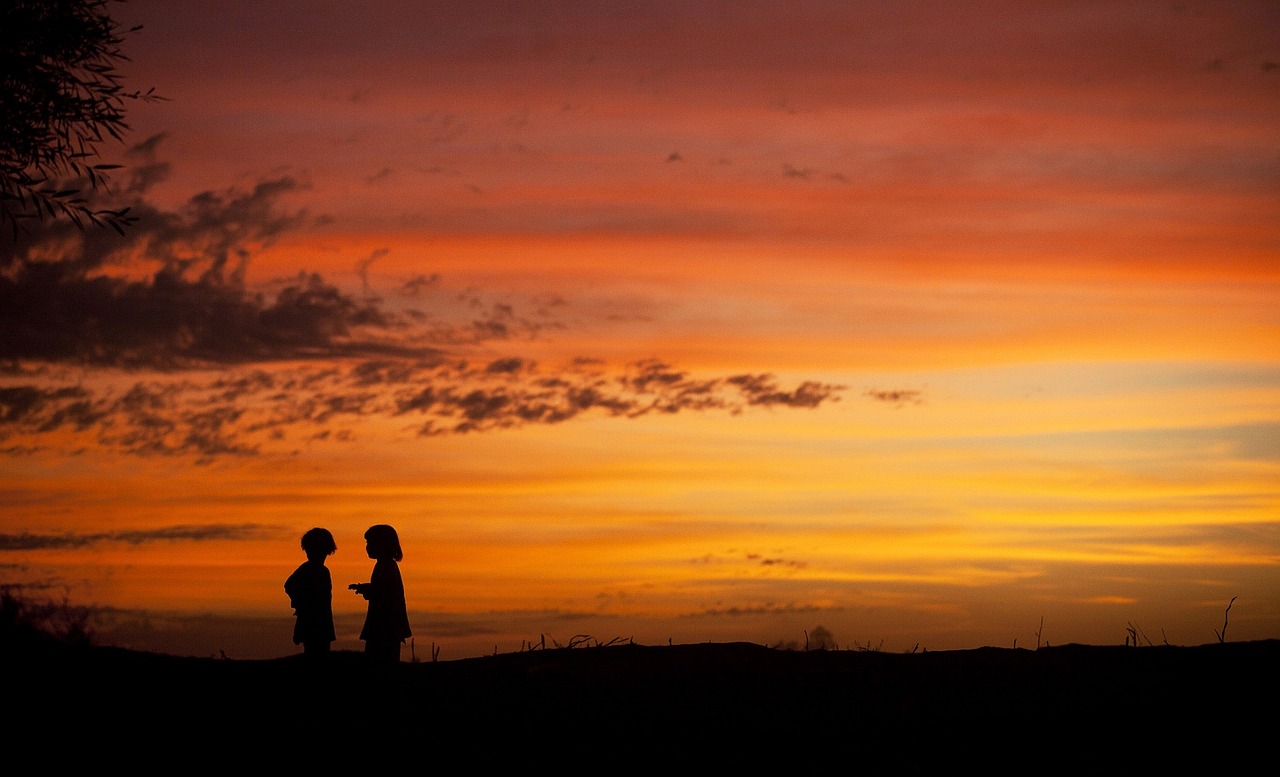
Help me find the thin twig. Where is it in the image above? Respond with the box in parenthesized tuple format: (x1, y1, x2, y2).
(1215, 597, 1237, 644)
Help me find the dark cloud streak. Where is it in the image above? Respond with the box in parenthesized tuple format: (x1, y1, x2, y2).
(0, 523, 282, 551)
(865, 388, 924, 405)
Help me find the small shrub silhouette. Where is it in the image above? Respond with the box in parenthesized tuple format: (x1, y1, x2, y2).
(0, 585, 98, 651)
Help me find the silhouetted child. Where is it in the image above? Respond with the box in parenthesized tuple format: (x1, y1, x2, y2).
(349, 524, 412, 663)
(284, 527, 337, 658)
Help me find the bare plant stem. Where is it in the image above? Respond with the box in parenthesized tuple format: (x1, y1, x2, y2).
(1215, 597, 1237, 644)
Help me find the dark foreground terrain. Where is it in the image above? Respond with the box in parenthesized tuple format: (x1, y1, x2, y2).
(9, 638, 1277, 769)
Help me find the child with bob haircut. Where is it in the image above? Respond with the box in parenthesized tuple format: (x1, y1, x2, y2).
(349, 524, 412, 663)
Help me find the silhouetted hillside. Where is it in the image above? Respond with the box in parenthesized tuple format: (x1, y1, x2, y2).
(9, 637, 1276, 769)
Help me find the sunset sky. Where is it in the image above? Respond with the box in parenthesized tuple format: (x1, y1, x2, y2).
(3, 0, 1278, 660)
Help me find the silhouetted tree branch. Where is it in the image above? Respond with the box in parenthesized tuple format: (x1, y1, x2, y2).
(1, 0, 162, 238)
(1215, 596, 1236, 643)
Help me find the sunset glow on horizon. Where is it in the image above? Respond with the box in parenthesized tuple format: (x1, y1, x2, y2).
(2, 0, 1277, 660)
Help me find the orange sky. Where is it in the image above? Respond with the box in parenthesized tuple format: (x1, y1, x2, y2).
(2, 0, 1277, 659)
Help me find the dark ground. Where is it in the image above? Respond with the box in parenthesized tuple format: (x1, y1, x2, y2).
(8, 638, 1276, 770)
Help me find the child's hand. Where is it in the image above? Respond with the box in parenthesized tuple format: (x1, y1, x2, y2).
(349, 583, 369, 598)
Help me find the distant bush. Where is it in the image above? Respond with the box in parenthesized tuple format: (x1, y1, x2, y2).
(0, 585, 97, 652)
(808, 625, 837, 650)
(771, 625, 842, 651)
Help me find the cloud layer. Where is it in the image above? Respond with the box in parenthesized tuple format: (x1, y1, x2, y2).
(0, 357, 844, 462)
(1, 142, 846, 461)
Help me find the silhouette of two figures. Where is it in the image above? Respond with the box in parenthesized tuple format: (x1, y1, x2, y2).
(287, 524, 412, 663)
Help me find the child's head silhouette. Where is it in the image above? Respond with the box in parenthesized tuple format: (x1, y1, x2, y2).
(300, 527, 337, 560)
(364, 524, 403, 561)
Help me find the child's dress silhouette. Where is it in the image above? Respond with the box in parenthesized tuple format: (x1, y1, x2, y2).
(359, 555, 411, 655)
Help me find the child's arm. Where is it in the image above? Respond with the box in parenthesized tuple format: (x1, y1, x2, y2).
(285, 570, 303, 608)
(348, 582, 371, 599)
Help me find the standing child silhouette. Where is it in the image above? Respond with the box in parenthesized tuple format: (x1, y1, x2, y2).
(349, 524, 412, 664)
(284, 527, 337, 659)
